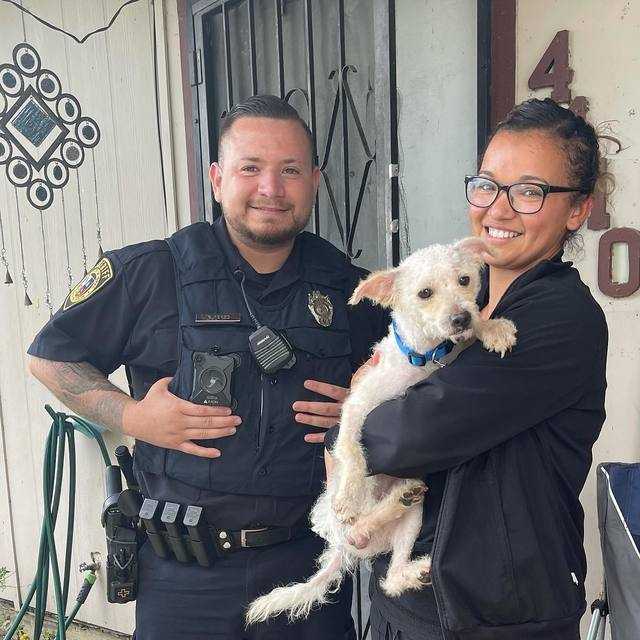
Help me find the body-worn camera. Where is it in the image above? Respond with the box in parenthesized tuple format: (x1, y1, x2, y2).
(190, 351, 240, 407)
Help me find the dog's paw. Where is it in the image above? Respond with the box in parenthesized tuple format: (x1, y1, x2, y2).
(332, 480, 364, 525)
(479, 318, 517, 357)
(332, 495, 360, 525)
(398, 481, 427, 507)
(380, 556, 432, 597)
(414, 555, 433, 586)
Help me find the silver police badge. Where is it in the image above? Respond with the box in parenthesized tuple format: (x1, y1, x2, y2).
(308, 291, 333, 327)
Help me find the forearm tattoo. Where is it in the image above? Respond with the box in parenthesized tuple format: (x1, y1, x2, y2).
(31, 358, 130, 433)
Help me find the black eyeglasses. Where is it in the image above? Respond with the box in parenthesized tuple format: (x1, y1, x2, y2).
(465, 176, 588, 214)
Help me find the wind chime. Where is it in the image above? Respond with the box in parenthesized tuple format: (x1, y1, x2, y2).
(0, 41, 102, 312)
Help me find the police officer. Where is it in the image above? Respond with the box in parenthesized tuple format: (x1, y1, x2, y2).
(27, 95, 388, 639)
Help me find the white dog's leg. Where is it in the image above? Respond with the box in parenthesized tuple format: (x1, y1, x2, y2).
(475, 317, 517, 357)
(379, 506, 431, 597)
(346, 479, 427, 549)
(331, 389, 380, 524)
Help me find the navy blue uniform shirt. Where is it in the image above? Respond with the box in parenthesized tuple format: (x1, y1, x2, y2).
(29, 218, 388, 529)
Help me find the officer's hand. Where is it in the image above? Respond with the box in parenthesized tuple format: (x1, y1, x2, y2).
(292, 379, 348, 443)
(122, 377, 241, 458)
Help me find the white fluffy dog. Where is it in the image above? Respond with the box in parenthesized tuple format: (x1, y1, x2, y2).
(246, 238, 517, 625)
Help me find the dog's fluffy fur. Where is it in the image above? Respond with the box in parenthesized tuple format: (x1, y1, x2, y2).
(246, 238, 517, 625)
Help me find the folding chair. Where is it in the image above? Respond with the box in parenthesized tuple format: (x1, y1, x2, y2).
(587, 463, 640, 640)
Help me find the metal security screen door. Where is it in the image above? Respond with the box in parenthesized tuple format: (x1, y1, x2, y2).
(188, 0, 400, 271)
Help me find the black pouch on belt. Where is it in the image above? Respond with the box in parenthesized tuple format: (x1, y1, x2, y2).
(102, 465, 140, 603)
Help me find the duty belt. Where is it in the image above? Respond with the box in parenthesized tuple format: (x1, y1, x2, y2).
(138, 498, 312, 567)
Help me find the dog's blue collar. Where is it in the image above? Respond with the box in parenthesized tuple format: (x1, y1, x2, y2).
(392, 320, 454, 367)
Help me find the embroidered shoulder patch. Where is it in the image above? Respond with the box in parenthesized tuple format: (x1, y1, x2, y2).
(63, 257, 114, 310)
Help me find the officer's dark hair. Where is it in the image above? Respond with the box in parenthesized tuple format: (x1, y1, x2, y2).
(218, 94, 316, 165)
(487, 97, 614, 250)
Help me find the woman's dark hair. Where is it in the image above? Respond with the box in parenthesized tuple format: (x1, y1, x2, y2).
(489, 97, 614, 251)
(491, 97, 602, 198)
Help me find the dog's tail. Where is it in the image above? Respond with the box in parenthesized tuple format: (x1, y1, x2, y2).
(245, 545, 348, 625)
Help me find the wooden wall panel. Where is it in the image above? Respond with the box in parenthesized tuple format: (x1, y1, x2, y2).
(0, 0, 178, 633)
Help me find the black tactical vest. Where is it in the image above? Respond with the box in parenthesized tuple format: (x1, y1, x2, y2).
(134, 222, 355, 497)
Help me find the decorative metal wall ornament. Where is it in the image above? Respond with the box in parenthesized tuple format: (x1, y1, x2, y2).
(91, 148, 104, 259)
(0, 2, 146, 311)
(60, 188, 74, 289)
(38, 211, 52, 315)
(13, 185, 31, 306)
(0, 43, 100, 210)
(0, 204, 12, 284)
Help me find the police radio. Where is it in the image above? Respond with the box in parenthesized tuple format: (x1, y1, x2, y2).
(248, 326, 296, 375)
(234, 269, 296, 375)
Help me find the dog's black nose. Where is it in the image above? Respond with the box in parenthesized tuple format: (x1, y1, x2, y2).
(451, 311, 471, 330)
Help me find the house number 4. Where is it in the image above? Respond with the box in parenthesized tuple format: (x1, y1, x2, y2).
(529, 30, 638, 298)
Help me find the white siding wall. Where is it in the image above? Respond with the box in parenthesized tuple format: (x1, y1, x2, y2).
(0, 0, 187, 634)
(515, 2, 640, 636)
(397, 0, 477, 256)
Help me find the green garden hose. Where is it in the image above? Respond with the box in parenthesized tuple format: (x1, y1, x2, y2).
(3, 405, 110, 640)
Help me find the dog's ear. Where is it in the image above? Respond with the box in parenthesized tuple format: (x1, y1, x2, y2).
(349, 270, 397, 307)
(455, 237, 489, 267)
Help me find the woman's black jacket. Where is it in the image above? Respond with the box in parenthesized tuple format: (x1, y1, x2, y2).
(359, 254, 608, 639)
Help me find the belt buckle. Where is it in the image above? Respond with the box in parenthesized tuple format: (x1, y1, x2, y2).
(240, 527, 268, 548)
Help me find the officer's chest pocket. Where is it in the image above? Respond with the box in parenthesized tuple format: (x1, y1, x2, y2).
(286, 328, 352, 394)
(147, 327, 179, 375)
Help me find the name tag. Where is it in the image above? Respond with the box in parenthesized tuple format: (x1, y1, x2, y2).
(195, 313, 241, 325)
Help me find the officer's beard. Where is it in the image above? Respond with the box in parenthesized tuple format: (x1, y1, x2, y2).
(224, 206, 311, 247)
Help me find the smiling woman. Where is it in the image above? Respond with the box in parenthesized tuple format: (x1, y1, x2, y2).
(355, 97, 609, 640)
(469, 97, 602, 317)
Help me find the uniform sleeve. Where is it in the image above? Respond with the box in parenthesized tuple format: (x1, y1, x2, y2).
(361, 284, 608, 478)
(28, 251, 135, 375)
